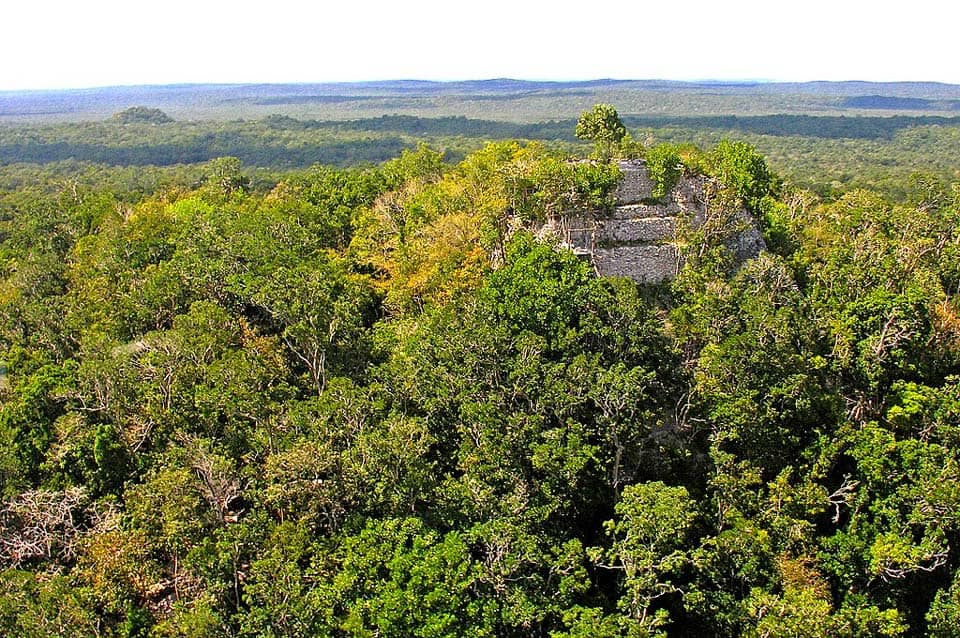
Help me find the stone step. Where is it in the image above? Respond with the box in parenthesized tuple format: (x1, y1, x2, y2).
(592, 244, 679, 284)
(600, 217, 676, 243)
(613, 160, 654, 205)
(611, 203, 680, 219)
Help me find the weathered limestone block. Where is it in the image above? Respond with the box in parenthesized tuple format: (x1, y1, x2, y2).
(611, 202, 681, 219)
(536, 211, 596, 248)
(730, 223, 765, 263)
(613, 160, 654, 204)
(673, 175, 710, 210)
(601, 216, 676, 243)
(592, 245, 679, 283)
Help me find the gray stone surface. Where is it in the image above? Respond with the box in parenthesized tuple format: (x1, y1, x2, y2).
(613, 160, 655, 204)
(593, 245, 679, 283)
(611, 203, 680, 219)
(601, 216, 676, 243)
(730, 224, 766, 263)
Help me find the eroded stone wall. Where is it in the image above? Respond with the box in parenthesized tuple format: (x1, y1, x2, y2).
(536, 159, 764, 283)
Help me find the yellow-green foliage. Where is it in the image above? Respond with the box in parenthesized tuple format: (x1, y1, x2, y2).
(352, 141, 619, 313)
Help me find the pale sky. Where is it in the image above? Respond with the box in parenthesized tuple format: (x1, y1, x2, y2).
(1, 0, 958, 91)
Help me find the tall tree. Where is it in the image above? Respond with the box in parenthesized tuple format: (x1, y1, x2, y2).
(576, 104, 627, 159)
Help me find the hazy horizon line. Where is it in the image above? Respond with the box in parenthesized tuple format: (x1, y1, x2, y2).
(3, 77, 960, 94)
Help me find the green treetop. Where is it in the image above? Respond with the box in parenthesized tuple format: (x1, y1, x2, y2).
(576, 104, 627, 159)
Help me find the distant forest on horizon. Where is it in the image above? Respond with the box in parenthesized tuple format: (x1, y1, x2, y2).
(3, 78, 960, 199)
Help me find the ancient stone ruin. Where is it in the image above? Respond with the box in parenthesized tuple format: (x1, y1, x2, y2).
(536, 160, 765, 283)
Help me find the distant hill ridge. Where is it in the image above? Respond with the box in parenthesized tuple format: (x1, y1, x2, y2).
(5, 78, 960, 97)
(5, 78, 960, 123)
